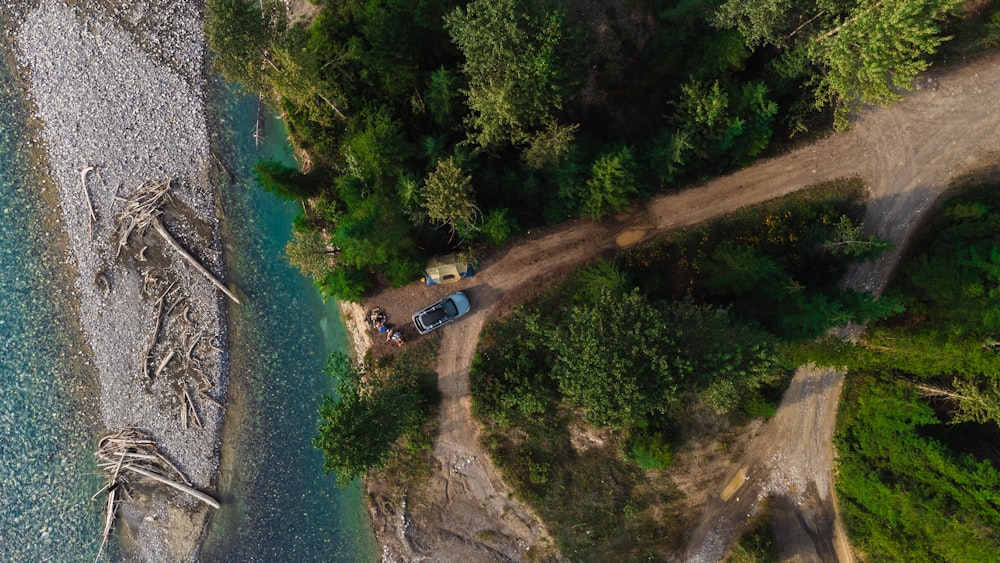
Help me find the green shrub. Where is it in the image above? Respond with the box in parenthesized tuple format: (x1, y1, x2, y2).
(627, 431, 674, 469)
(480, 207, 518, 245)
(315, 265, 370, 302)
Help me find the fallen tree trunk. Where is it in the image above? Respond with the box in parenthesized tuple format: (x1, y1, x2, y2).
(151, 217, 240, 304)
(124, 465, 220, 509)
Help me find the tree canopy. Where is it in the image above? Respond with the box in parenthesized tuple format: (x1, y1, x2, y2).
(550, 289, 778, 428)
(714, 0, 963, 127)
(444, 0, 576, 151)
(314, 354, 426, 488)
(204, 0, 965, 300)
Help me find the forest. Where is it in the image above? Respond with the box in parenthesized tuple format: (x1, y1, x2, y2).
(202, 0, 1000, 559)
(206, 0, 966, 300)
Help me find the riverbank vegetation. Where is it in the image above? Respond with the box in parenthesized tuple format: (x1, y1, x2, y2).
(206, 0, 969, 301)
(314, 339, 440, 489)
(468, 180, 897, 558)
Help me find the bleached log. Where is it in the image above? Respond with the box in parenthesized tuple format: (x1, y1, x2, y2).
(123, 465, 220, 509)
(151, 217, 240, 304)
(184, 388, 203, 429)
(80, 166, 97, 239)
(198, 389, 223, 410)
(95, 486, 116, 563)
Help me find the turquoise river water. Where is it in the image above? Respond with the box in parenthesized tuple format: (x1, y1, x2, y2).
(0, 44, 375, 561)
(0, 42, 105, 562)
(200, 85, 376, 561)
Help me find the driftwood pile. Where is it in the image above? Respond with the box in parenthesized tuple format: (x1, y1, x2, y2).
(115, 178, 240, 304)
(93, 428, 219, 561)
(137, 278, 224, 429)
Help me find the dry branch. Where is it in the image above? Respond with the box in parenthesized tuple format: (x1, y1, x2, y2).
(80, 166, 97, 239)
(123, 465, 220, 509)
(96, 486, 116, 563)
(142, 283, 176, 379)
(154, 349, 176, 379)
(93, 428, 220, 562)
(184, 387, 203, 429)
(198, 389, 223, 410)
(151, 218, 240, 304)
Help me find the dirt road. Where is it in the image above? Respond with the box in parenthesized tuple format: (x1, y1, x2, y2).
(365, 50, 1000, 561)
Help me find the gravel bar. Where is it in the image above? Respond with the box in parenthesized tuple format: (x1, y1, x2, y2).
(13, 0, 227, 560)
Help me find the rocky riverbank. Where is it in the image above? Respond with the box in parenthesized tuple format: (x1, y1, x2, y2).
(10, 1, 226, 560)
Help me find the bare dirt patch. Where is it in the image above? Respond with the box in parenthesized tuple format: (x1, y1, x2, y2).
(360, 50, 1000, 561)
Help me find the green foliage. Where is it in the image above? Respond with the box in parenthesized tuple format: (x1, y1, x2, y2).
(627, 431, 674, 469)
(714, 0, 963, 128)
(674, 80, 778, 167)
(421, 157, 480, 236)
(581, 147, 638, 218)
(835, 376, 1000, 560)
(314, 353, 427, 488)
(986, 9, 1000, 47)
(672, 299, 782, 415)
(624, 180, 895, 339)
(285, 224, 334, 279)
(480, 207, 518, 245)
(725, 502, 779, 563)
(445, 0, 575, 150)
(268, 22, 352, 129)
(810, 0, 963, 129)
(471, 309, 554, 428)
(700, 241, 785, 297)
(713, 0, 802, 49)
(948, 376, 1000, 426)
(329, 193, 421, 286)
(341, 107, 410, 189)
(205, 0, 285, 91)
(523, 119, 579, 170)
(552, 290, 779, 427)
(254, 159, 321, 200)
(551, 289, 684, 428)
(425, 67, 462, 128)
(643, 129, 692, 185)
(796, 183, 1000, 558)
(572, 258, 630, 305)
(821, 215, 893, 258)
(315, 265, 370, 303)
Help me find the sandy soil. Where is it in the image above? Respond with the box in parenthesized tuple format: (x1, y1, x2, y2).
(359, 50, 1000, 562)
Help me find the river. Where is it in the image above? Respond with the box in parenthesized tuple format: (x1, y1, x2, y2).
(198, 84, 376, 562)
(0, 43, 105, 559)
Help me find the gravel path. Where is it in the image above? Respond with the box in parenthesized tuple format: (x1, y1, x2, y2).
(11, 1, 226, 560)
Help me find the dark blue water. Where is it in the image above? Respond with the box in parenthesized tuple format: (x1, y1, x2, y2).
(200, 85, 376, 561)
(0, 47, 105, 559)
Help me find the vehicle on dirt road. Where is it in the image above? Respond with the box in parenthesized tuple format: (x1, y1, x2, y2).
(412, 291, 471, 334)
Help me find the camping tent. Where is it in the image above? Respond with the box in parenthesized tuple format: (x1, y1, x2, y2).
(423, 254, 475, 286)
